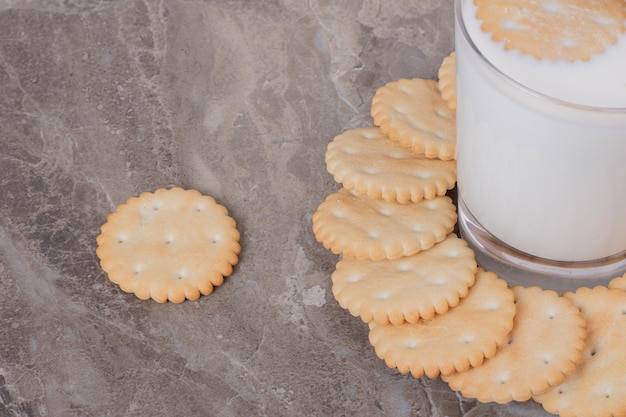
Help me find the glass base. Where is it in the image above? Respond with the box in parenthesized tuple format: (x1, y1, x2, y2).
(457, 196, 626, 293)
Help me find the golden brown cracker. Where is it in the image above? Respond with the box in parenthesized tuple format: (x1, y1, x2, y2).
(534, 286, 626, 417)
(608, 272, 626, 291)
(312, 188, 457, 261)
(444, 286, 587, 404)
(474, 0, 626, 61)
(331, 234, 477, 325)
(368, 269, 515, 379)
(325, 127, 457, 203)
(371, 78, 456, 160)
(438, 52, 456, 110)
(96, 187, 241, 303)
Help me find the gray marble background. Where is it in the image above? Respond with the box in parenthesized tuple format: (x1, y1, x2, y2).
(0, 1, 554, 416)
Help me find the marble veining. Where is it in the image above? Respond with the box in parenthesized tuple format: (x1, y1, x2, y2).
(0, 1, 553, 416)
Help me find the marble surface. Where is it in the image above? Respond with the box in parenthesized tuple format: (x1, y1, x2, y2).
(0, 1, 554, 416)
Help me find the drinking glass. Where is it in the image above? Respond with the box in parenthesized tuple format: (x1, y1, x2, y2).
(454, 0, 626, 292)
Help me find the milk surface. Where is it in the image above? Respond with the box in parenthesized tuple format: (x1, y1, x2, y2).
(461, 1, 626, 108)
(456, 0, 626, 262)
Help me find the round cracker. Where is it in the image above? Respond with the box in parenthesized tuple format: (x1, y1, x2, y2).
(371, 78, 456, 160)
(332, 234, 477, 325)
(444, 286, 587, 404)
(437, 52, 456, 110)
(368, 269, 515, 379)
(325, 127, 457, 204)
(533, 286, 626, 417)
(312, 188, 457, 261)
(96, 187, 241, 303)
(474, 0, 626, 61)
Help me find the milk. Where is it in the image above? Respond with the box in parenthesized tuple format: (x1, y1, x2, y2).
(455, 0, 626, 266)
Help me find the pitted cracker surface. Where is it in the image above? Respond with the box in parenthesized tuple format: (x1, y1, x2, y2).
(534, 286, 626, 417)
(368, 269, 515, 379)
(325, 127, 456, 203)
(474, 0, 626, 61)
(312, 188, 457, 261)
(332, 234, 477, 325)
(96, 187, 241, 303)
(444, 286, 587, 404)
(371, 78, 456, 160)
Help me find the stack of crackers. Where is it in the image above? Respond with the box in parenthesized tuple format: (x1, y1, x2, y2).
(312, 52, 626, 417)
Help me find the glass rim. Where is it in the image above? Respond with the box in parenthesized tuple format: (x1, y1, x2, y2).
(454, 0, 626, 114)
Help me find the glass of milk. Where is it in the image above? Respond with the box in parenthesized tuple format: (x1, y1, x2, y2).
(454, 0, 626, 291)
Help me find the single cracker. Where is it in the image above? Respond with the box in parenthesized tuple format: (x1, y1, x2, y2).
(312, 188, 457, 261)
(325, 127, 457, 204)
(368, 269, 515, 379)
(474, 0, 626, 61)
(608, 272, 626, 291)
(96, 187, 241, 303)
(437, 52, 456, 110)
(371, 78, 456, 160)
(444, 286, 587, 404)
(331, 234, 477, 325)
(534, 286, 626, 417)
